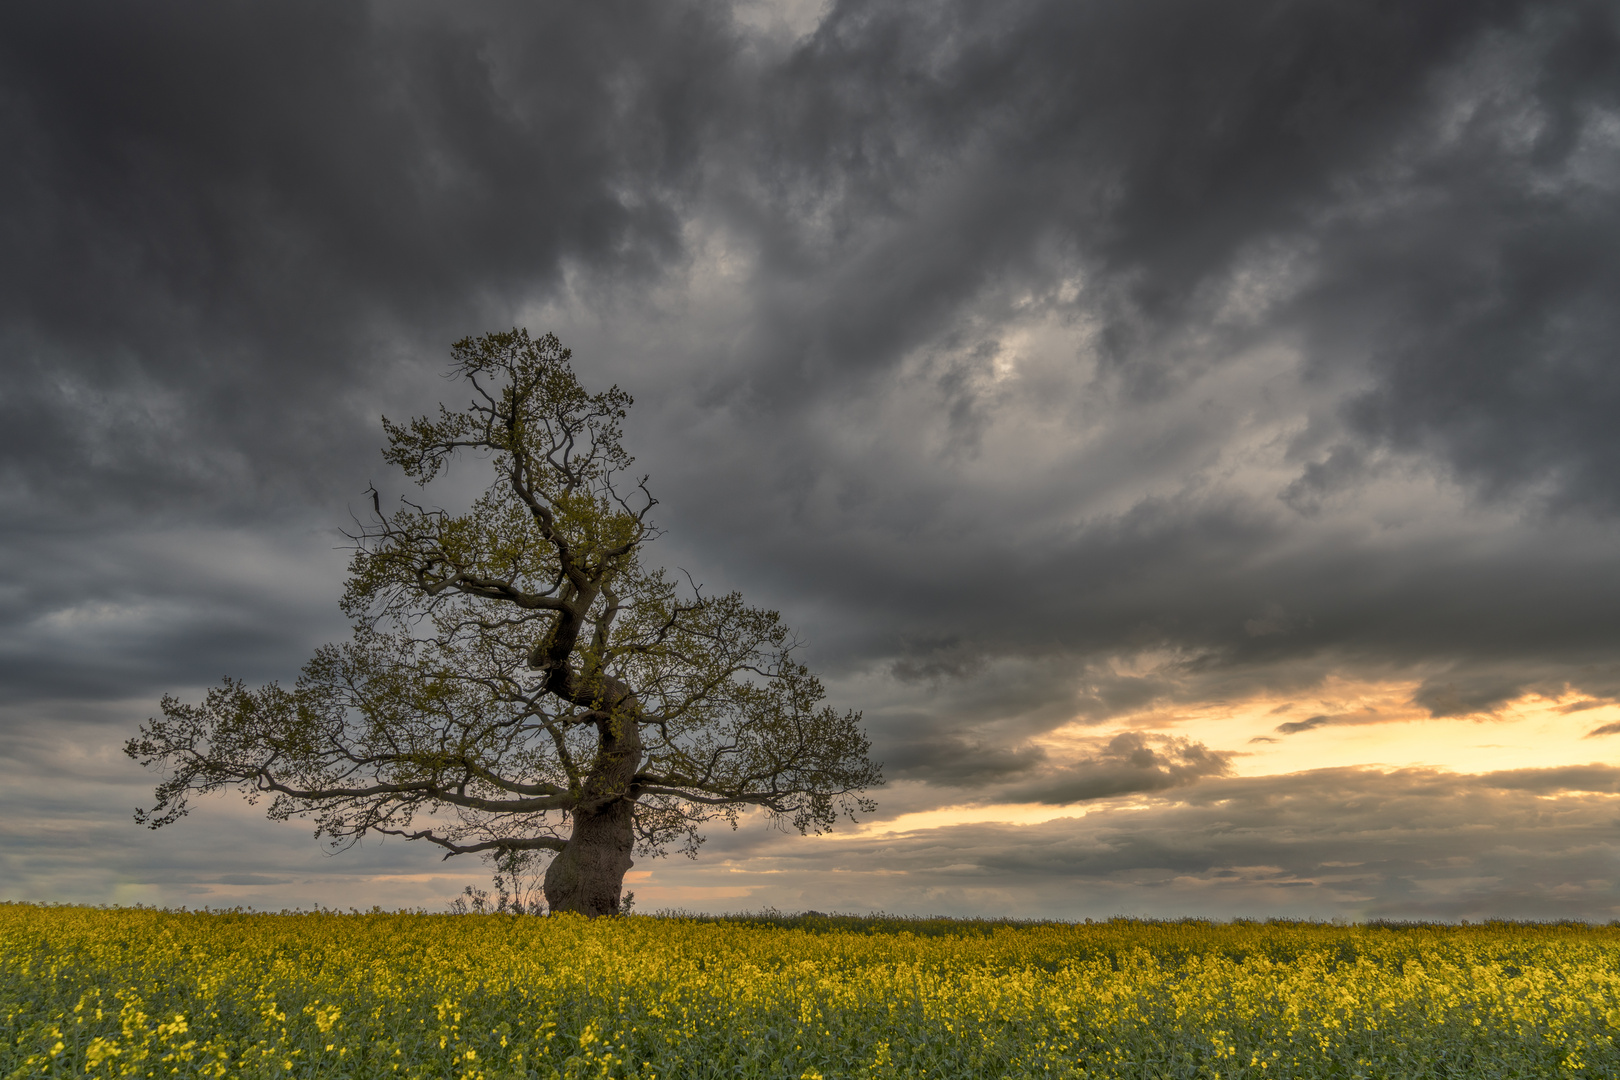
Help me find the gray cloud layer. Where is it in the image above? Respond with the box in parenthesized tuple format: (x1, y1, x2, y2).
(3, 0, 1618, 913)
(7, 710, 1616, 920)
(658, 765, 1620, 921)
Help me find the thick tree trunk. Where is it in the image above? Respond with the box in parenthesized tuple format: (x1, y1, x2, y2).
(543, 796, 635, 916)
(544, 701, 642, 916)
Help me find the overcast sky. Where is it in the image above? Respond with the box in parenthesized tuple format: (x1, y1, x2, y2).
(4, 0, 1619, 920)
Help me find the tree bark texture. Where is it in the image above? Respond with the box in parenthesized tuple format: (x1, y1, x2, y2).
(543, 797, 635, 916)
(543, 709, 642, 916)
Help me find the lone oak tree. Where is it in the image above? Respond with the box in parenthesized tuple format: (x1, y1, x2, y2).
(128, 330, 880, 916)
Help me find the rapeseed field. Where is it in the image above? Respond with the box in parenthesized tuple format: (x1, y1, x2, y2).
(3, 903, 1617, 1079)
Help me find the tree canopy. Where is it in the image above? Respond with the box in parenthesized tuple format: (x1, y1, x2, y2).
(128, 329, 880, 915)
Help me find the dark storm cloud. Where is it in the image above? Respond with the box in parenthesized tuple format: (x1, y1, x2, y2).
(0, 0, 732, 516)
(726, 0, 1616, 449)
(7, 0, 1616, 691)
(881, 729, 1048, 788)
(3, 0, 1619, 911)
(999, 733, 1234, 805)
(653, 0, 1620, 725)
(1325, 6, 1620, 513)
(0, 525, 350, 703)
(0, 0, 743, 712)
(879, 729, 1231, 800)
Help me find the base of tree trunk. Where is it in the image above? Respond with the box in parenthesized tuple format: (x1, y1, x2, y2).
(544, 799, 635, 916)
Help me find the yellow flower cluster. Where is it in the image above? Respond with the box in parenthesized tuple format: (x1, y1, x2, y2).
(4, 903, 1618, 1078)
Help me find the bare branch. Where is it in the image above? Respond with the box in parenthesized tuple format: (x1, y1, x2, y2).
(376, 828, 567, 858)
